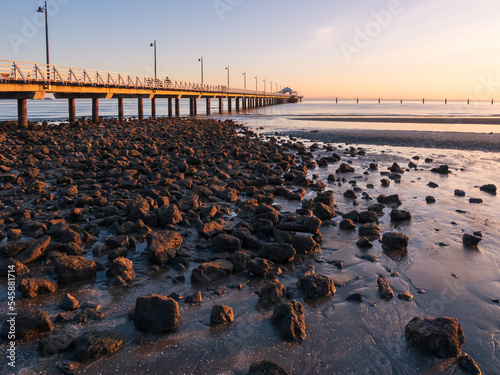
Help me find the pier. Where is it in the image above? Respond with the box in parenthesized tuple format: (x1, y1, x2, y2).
(0, 60, 302, 126)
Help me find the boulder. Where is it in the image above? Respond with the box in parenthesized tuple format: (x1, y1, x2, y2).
(157, 204, 182, 226)
(209, 234, 242, 253)
(270, 301, 306, 342)
(313, 202, 335, 221)
(405, 317, 465, 358)
(198, 221, 224, 238)
(256, 279, 286, 310)
(382, 232, 409, 250)
(296, 274, 335, 299)
(106, 257, 135, 284)
(53, 255, 96, 284)
(336, 163, 355, 173)
(291, 235, 320, 254)
(259, 243, 295, 263)
(38, 331, 78, 357)
(431, 165, 450, 174)
(185, 291, 202, 304)
(191, 259, 233, 284)
(1, 308, 53, 340)
(247, 258, 274, 277)
(17, 277, 58, 298)
(60, 293, 80, 311)
(390, 209, 412, 221)
(458, 354, 482, 375)
(210, 305, 234, 326)
(132, 294, 180, 333)
(277, 216, 321, 234)
(339, 219, 356, 230)
(359, 222, 381, 237)
(230, 251, 250, 272)
(16, 235, 51, 264)
(73, 330, 124, 362)
(357, 211, 379, 224)
(479, 184, 496, 195)
(377, 276, 394, 301)
(249, 360, 289, 375)
(463, 234, 481, 247)
(146, 230, 183, 264)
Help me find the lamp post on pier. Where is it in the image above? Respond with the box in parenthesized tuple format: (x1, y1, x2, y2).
(36, 1, 50, 81)
(254, 76, 258, 91)
(275, 83, 277, 93)
(198, 56, 204, 84)
(242, 72, 246, 89)
(270, 81, 273, 93)
(149, 40, 157, 79)
(225, 66, 230, 87)
(263, 79, 266, 94)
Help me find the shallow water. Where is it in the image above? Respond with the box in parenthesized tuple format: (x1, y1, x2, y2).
(1, 137, 499, 374)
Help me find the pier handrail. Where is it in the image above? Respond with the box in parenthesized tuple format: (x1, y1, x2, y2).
(0, 59, 293, 97)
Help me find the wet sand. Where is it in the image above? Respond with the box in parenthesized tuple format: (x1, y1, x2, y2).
(280, 128, 500, 152)
(0, 118, 499, 375)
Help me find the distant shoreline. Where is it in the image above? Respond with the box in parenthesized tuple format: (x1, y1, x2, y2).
(287, 116, 500, 125)
(276, 128, 500, 152)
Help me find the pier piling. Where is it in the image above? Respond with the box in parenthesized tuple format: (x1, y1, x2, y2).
(219, 97, 223, 113)
(68, 98, 76, 124)
(138, 98, 144, 120)
(118, 98, 124, 121)
(168, 98, 172, 117)
(92, 98, 99, 123)
(206, 98, 211, 115)
(151, 98, 156, 118)
(175, 98, 180, 116)
(17, 98, 28, 127)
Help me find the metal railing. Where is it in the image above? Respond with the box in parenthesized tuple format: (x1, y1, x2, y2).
(0, 60, 293, 97)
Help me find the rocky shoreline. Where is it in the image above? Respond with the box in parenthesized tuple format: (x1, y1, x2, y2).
(0, 118, 492, 374)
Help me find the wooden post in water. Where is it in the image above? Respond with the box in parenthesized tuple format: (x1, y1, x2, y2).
(175, 98, 180, 116)
(206, 98, 211, 114)
(118, 98, 124, 121)
(138, 98, 144, 120)
(242, 97, 247, 110)
(445, 99, 447, 104)
(492, 99, 494, 105)
(378, 98, 380, 104)
(336, 97, 338, 104)
(168, 98, 172, 117)
(236, 97, 240, 111)
(228, 97, 232, 112)
(151, 98, 156, 119)
(189, 98, 194, 116)
(68, 98, 76, 124)
(467, 99, 469, 105)
(356, 98, 359, 104)
(92, 98, 99, 123)
(219, 97, 223, 113)
(17, 98, 28, 127)
(423, 98, 425, 104)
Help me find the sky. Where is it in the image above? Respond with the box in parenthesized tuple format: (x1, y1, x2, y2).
(2, 0, 500, 100)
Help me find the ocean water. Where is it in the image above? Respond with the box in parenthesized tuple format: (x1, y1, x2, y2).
(1, 98, 500, 133)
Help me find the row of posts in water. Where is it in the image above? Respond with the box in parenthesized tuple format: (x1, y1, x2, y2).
(335, 98, 495, 105)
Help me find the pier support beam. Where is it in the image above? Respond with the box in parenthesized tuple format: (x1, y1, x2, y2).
(242, 97, 247, 110)
(68, 98, 76, 124)
(17, 98, 28, 128)
(175, 98, 180, 116)
(168, 98, 173, 117)
(206, 98, 211, 115)
(219, 97, 223, 113)
(92, 98, 99, 123)
(138, 98, 144, 120)
(118, 98, 124, 121)
(228, 97, 232, 112)
(189, 98, 197, 116)
(151, 98, 156, 119)
(236, 97, 240, 111)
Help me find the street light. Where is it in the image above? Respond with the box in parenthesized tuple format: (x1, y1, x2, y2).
(198, 57, 204, 84)
(270, 81, 273, 93)
(263, 79, 266, 94)
(149, 40, 157, 79)
(225, 66, 230, 87)
(275, 83, 277, 93)
(242, 72, 246, 89)
(254, 76, 258, 91)
(36, 1, 50, 81)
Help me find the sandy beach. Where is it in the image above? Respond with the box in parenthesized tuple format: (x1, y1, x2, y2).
(0, 118, 498, 374)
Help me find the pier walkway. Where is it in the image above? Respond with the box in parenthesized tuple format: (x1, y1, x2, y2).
(0, 60, 301, 126)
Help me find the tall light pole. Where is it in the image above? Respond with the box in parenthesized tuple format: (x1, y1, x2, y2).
(198, 56, 204, 84)
(275, 83, 277, 93)
(149, 40, 157, 79)
(242, 72, 246, 89)
(263, 79, 266, 94)
(36, 1, 50, 81)
(270, 81, 273, 93)
(254, 76, 258, 91)
(225, 66, 230, 87)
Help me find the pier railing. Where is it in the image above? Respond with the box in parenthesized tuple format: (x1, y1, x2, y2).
(0, 60, 290, 97)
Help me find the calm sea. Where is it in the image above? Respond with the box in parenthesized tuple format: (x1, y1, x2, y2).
(0, 98, 499, 133)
